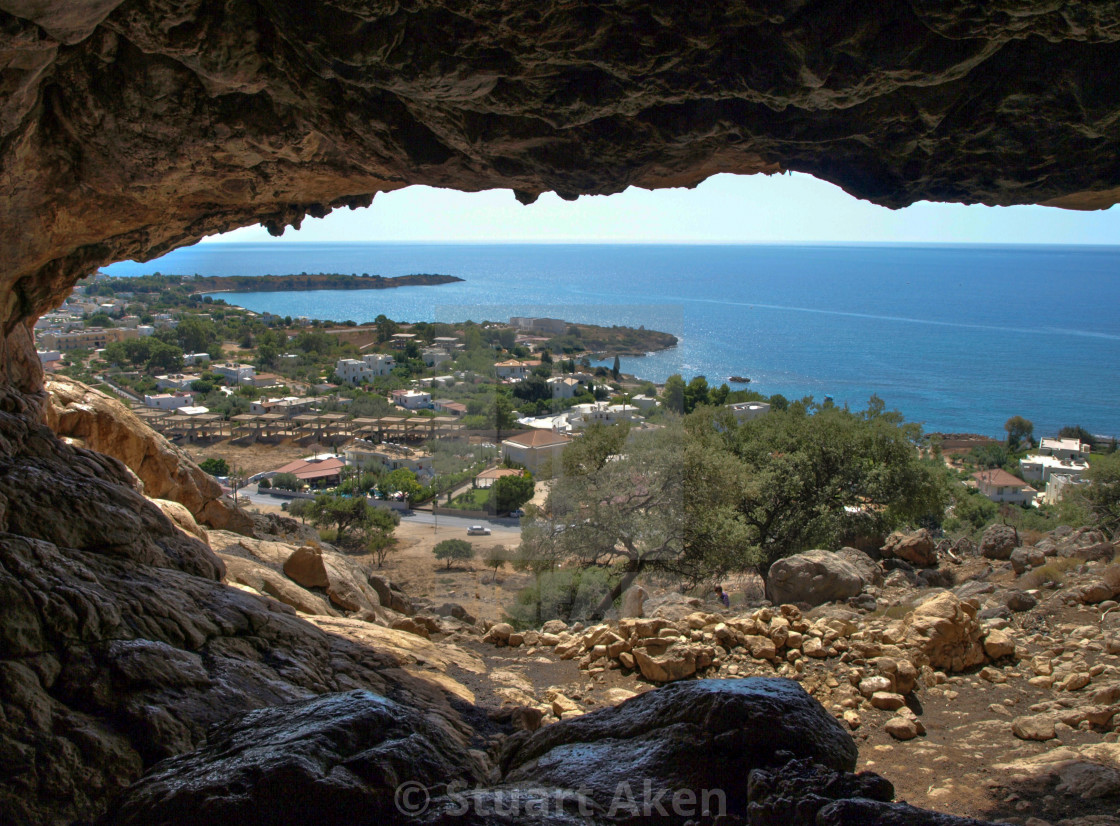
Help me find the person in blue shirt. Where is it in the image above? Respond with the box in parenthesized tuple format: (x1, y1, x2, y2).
(714, 585, 730, 609)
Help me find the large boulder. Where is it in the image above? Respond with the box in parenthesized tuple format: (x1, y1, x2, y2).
(902, 591, 986, 672)
(621, 584, 648, 618)
(979, 524, 1018, 560)
(45, 376, 254, 535)
(881, 529, 938, 567)
(368, 574, 414, 615)
(767, 549, 872, 607)
(501, 679, 859, 817)
(631, 639, 706, 682)
(102, 691, 485, 826)
(283, 546, 330, 588)
(221, 555, 338, 617)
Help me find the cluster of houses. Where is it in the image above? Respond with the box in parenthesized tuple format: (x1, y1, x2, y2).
(971, 437, 1092, 506)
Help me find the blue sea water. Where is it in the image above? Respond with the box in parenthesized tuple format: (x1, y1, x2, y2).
(102, 242, 1120, 437)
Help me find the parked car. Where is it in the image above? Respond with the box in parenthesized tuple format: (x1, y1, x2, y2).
(467, 525, 491, 536)
(510, 509, 525, 518)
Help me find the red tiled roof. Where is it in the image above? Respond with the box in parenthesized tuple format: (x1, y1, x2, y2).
(972, 469, 1028, 488)
(274, 457, 345, 480)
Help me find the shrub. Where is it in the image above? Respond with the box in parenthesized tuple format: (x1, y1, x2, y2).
(1020, 558, 1078, 589)
(433, 538, 475, 569)
(199, 457, 229, 477)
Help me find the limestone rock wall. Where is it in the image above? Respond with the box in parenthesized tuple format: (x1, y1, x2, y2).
(2, 1, 1120, 362)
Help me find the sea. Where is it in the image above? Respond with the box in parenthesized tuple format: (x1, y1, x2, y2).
(102, 242, 1120, 438)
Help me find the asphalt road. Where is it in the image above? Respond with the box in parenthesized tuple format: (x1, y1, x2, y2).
(238, 489, 523, 537)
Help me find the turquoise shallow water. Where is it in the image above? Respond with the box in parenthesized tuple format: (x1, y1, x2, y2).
(103, 242, 1120, 437)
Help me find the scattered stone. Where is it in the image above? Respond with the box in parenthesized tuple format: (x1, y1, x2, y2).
(1012, 714, 1058, 741)
(980, 524, 1019, 560)
(882, 529, 939, 567)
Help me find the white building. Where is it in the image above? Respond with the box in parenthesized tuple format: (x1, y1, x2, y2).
(143, 392, 195, 410)
(727, 401, 771, 423)
(422, 347, 452, 368)
(37, 350, 61, 365)
(1044, 473, 1087, 506)
(335, 353, 396, 386)
(183, 352, 211, 366)
(1019, 453, 1090, 483)
(391, 389, 431, 410)
(156, 373, 197, 391)
(1038, 437, 1092, 461)
(137, 325, 155, 337)
(548, 376, 583, 399)
(570, 402, 642, 429)
(631, 394, 658, 411)
(212, 362, 256, 384)
(972, 469, 1035, 506)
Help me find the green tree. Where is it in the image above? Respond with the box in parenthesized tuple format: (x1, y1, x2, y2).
(176, 315, 217, 353)
(485, 544, 510, 578)
(307, 495, 375, 545)
(684, 375, 710, 413)
(364, 507, 401, 567)
(490, 391, 517, 441)
(271, 472, 302, 491)
(685, 399, 950, 582)
(433, 538, 475, 569)
(1079, 453, 1120, 535)
(286, 498, 311, 523)
(611, 355, 621, 380)
(381, 468, 423, 503)
(1058, 425, 1096, 448)
(146, 340, 183, 373)
(491, 473, 535, 514)
(560, 422, 630, 477)
(1005, 415, 1034, 451)
(199, 457, 229, 476)
(662, 374, 686, 414)
(524, 422, 687, 617)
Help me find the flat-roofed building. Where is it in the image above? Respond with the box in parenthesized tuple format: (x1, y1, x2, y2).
(39, 326, 139, 352)
(144, 392, 195, 410)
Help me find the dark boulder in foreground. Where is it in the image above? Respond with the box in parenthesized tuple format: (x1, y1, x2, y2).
(101, 690, 485, 826)
(499, 678, 858, 818)
(102, 679, 1010, 826)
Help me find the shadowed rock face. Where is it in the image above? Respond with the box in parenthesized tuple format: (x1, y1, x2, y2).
(3, 0, 1120, 373)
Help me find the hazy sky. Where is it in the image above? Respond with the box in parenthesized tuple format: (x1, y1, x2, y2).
(204, 172, 1120, 245)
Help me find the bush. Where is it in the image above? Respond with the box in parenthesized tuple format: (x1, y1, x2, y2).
(433, 538, 475, 569)
(504, 566, 613, 630)
(271, 472, 302, 491)
(199, 457, 229, 477)
(258, 477, 271, 489)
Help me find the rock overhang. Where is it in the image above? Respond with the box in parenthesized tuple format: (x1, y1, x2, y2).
(2, 0, 1120, 344)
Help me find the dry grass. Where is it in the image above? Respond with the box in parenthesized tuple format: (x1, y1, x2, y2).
(1020, 557, 1079, 589)
(1019, 529, 1047, 546)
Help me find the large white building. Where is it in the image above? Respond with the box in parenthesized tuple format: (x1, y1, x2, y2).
(391, 389, 431, 410)
(143, 392, 195, 410)
(570, 402, 642, 429)
(212, 362, 256, 384)
(335, 353, 396, 385)
(1020, 437, 1092, 482)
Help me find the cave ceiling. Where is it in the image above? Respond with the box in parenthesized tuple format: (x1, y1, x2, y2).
(2, 0, 1120, 330)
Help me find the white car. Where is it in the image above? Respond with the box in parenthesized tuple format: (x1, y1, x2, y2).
(467, 525, 491, 536)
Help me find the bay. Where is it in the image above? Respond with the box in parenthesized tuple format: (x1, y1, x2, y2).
(103, 242, 1120, 437)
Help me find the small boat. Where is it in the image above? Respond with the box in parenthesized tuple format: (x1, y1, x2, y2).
(729, 375, 751, 384)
